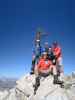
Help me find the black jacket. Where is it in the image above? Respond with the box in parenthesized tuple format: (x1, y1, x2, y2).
(48, 51, 56, 65)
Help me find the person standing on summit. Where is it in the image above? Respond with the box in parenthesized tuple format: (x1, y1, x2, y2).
(44, 42, 49, 53)
(30, 31, 42, 74)
(52, 41, 64, 81)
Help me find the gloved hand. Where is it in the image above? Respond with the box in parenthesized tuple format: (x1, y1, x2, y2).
(52, 59, 56, 65)
(53, 59, 56, 63)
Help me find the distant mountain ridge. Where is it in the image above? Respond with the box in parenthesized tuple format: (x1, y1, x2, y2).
(0, 77, 17, 91)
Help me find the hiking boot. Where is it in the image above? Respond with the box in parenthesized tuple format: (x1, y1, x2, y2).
(33, 76, 40, 95)
(33, 85, 37, 95)
(33, 83, 40, 95)
(30, 71, 34, 75)
(60, 83, 64, 88)
(34, 90, 36, 95)
(53, 75, 64, 85)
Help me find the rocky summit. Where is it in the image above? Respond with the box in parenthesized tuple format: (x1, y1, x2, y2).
(0, 73, 75, 100)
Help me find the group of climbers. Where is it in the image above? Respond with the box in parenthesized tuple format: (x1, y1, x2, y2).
(30, 31, 64, 94)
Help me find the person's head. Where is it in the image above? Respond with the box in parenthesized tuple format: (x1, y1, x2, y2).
(44, 42, 49, 49)
(48, 46, 52, 52)
(53, 41, 58, 48)
(42, 52, 47, 60)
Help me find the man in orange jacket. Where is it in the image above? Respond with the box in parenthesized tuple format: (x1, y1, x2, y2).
(52, 41, 64, 80)
(34, 51, 63, 94)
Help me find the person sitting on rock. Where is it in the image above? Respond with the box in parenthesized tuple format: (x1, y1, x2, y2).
(33, 51, 63, 95)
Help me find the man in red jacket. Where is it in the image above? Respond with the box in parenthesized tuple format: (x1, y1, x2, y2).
(35, 52, 56, 74)
(52, 41, 64, 80)
(34, 51, 63, 94)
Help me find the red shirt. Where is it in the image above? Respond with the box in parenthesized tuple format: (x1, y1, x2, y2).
(37, 59, 52, 71)
(52, 46, 62, 58)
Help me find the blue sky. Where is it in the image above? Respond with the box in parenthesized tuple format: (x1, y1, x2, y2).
(0, 0, 75, 78)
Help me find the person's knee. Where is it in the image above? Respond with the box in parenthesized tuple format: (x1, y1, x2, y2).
(57, 57, 63, 66)
(53, 66, 57, 75)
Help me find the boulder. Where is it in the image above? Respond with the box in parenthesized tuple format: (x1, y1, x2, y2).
(0, 73, 75, 100)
